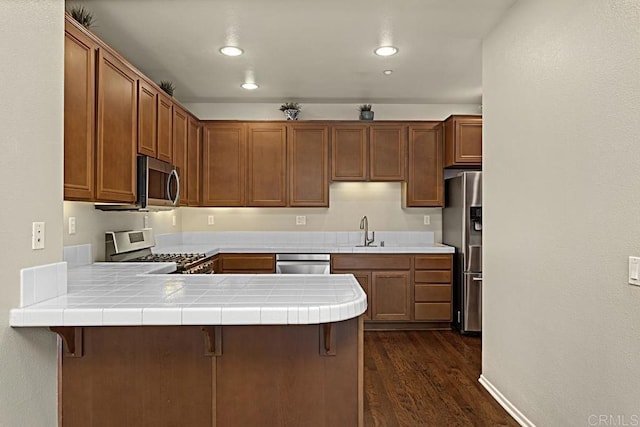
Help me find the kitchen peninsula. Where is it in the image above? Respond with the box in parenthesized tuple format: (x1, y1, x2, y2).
(11, 261, 366, 426)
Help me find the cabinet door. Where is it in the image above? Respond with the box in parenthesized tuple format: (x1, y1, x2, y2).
(247, 124, 287, 207)
(288, 124, 329, 207)
(352, 272, 371, 320)
(405, 123, 443, 207)
(95, 48, 137, 203)
(202, 123, 246, 206)
(173, 106, 188, 206)
(157, 93, 173, 163)
(137, 78, 157, 157)
(186, 117, 201, 206)
(444, 115, 482, 167)
(331, 125, 368, 181)
(64, 21, 96, 201)
(369, 124, 406, 181)
(371, 271, 411, 321)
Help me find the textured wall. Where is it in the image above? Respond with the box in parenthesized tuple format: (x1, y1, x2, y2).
(482, 0, 640, 425)
(63, 202, 181, 261)
(185, 102, 480, 121)
(0, 0, 64, 424)
(180, 182, 443, 240)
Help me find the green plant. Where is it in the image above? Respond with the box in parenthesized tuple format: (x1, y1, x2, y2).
(68, 5, 95, 28)
(159, 80, 175, 96)
(359, 104, 373, 112)
(280, 102, 301, 112)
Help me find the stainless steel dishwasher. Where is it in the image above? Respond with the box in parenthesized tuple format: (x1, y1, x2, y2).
(275, 254, 331, 274)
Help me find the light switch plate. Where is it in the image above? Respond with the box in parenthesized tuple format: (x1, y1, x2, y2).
(628, 256, 640, 286)
(423, 215, 430, 225)
(296, 216, 306, 225)
(208, 215, 215, 225)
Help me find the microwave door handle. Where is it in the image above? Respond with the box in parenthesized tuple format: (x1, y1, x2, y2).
(167, 169, 179, 206)
(172, 170, 180, 205)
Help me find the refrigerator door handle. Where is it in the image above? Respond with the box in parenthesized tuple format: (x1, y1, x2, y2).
(472, 277, 483, 281)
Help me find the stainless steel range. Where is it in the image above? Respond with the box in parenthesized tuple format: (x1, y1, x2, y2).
(105, 229, 215, 274)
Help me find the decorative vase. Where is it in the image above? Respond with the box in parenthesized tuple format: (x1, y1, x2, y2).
(359, 111, 374, 120)
(284, 109, 300, 120)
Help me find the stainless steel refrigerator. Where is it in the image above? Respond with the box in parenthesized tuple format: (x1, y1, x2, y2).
(443, 171, 482, 334)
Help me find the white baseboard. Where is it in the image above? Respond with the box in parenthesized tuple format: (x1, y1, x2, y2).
(479, 374, 536, 427)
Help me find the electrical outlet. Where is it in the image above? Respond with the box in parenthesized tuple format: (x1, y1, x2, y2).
(172, 216, 176, 226)
(629, 256, 640, 286)
(32, 222, 45, 250)
(296, 216, 306, 226)
(423, 215, 430, 225)
(208, 215, 215, 225)
(68, 217, 76, 235)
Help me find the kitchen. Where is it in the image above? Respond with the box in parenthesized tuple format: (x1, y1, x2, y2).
(2, 1, 639, 426)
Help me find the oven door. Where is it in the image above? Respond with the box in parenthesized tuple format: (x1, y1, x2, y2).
(140, 156, 180, 209)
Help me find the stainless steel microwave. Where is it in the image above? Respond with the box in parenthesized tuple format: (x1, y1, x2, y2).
(95, 156, 180, 211)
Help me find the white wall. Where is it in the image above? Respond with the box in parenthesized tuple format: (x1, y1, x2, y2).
(185, 102, 481, 121)
(482, 0, 640, 425)
(181, 182, 443, 240)
(63, 202, 180, 261)
(0, 0, 64, 424)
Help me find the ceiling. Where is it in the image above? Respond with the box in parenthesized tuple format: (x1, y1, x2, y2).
(71, 0, 517, 105)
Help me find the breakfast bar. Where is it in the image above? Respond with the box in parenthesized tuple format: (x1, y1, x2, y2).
(11, 263, 366, 426)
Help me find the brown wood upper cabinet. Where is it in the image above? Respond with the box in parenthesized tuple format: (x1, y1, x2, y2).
(247, 123, 287, 207)
(331, 124, 368, 181)
(202, 123, 246, 206)
(404, 122, 444, 207)
(186, 116, 201, 206)
(444, 115, 482, 168)
(369, 124, 406, 181)
(173, 106, 188, 206)
(157, 93, 173, 163)
(288, 124, 329, 207)
(332, 123, 406, 181)
(95, 48, 138, 203)
(137, 78, 157, 158)
(64, 19, 96, 201)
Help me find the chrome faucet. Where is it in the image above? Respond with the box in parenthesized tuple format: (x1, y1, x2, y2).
(359, 216, 375, 247)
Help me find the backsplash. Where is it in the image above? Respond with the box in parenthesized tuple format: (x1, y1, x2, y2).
(156, 231, 435, 248)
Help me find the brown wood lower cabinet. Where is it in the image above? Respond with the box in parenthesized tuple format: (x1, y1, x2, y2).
(219, 253, 275, 274)
(56, 320, 363, 426)
(332, 253, 454, 329)
(371, 271, 411, 321)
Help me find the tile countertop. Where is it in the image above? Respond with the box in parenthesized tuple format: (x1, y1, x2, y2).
(10, 263, 367, 327)
(152, 243, 455, 257)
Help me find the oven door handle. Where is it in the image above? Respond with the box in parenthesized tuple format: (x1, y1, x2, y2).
(167, 169, 180, 206)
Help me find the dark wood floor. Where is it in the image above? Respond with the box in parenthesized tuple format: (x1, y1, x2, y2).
(363, 331, 518, 427)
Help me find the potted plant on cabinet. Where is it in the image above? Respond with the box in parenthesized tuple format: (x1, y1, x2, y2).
(280, 102, 301, 120)
(359, 104, 374, 120)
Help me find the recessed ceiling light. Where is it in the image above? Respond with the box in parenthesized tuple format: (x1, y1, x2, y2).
(374, 46, 398, 57)
(241, 82, 259, 90)
(383, 70, 393, 75)
(220, 46, 244, 56)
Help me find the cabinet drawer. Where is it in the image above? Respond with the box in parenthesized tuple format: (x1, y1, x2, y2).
(414, 270, 451, 284)
(331, 255, 411, 271)
(414, 303, 451, 321)
(415, 285, 451, 302)
(222, 254, 275, 272)
(414, 255, 452, 270)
